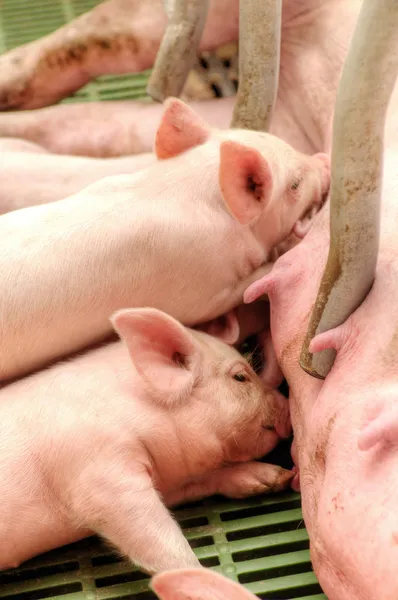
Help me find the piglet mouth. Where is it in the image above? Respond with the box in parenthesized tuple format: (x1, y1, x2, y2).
(263, 421, 291, 439)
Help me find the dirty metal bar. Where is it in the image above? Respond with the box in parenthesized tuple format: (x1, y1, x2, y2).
(300, 0, 398, 379)
(147, 0, 209, 102)
(231, 0, 281, 132)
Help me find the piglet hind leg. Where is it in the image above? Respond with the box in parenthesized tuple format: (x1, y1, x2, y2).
(0, 0, 167, 111)
(69, 459, 200, 574)
(0, 0, 239, 111)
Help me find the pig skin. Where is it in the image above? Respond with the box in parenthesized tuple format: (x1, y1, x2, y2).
(0, 308, 292, 573)
(0, 0, 362, 158)
(0, 139, 156, 213)
(0, 98, 330, 382)
(245, 142, 398, 599)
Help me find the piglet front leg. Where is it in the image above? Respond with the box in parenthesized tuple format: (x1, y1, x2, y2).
(69, 458, 200, 574)
(166, 462, 293, 506)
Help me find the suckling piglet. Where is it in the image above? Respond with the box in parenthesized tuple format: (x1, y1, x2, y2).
(0, 97, 330, 382)
(0, 307, 292, 574)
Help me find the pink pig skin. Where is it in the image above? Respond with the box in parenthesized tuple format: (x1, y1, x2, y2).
(0, 307, 292, 573)
(244, 142, 398, 599)
(0, 98, 329, 382)
(0, 139, 156, 213)
(0, 0, 363, 159)
(151, 568, 259, 600)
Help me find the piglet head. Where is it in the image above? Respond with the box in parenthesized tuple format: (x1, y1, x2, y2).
(218, 128, 330, 251)
(151, 568, 259, 600)
(111, 308, 290, 463)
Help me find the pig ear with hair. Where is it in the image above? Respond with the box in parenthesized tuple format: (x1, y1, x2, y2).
(155, 97, 211, 159)
(151, 568, 258, 600)
(195, 310, 240, 346)
(111, 308, 202, 406)
(219, 140, 273, 225)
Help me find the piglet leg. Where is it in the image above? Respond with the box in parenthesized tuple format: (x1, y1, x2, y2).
(0, 0, 239, 111)
(0, 96, 234, 158)
(165, 462, 293, 506)
(70, 460, 200, 574)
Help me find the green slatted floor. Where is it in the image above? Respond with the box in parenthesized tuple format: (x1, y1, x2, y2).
(0, 2, 327, 598)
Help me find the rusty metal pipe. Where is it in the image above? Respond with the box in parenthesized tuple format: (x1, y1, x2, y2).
(147, 0, 209, 102)
(300, 0, 398, 379)
(231, 0, 281, 132)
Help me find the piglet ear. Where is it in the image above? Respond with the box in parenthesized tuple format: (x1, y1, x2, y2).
(219, 140, 273, 225)
(293, 151, 330, 239)
(155, 97, 211, 159)
(292, 204, 320, 239)
(195, 310, 240, 346)
(151, 568, 258, 600)
(111, 308, 201, 406)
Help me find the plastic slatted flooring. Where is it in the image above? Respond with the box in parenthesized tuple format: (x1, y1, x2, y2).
(0, 1, 327, 598)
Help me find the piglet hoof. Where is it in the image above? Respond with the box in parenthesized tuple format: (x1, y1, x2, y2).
(217, 461, 293, 499)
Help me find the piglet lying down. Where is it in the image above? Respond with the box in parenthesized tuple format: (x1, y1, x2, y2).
(0, 97, 329, 383)
(0, 307, 291, 574)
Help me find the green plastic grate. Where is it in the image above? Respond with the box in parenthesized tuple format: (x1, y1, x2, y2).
(0, 493, 325, 600)
(0, 1, 327, 598)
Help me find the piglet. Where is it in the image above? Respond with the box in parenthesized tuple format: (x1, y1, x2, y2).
(0, 307, 292, 574)
(151, 568, 260, 599)
(0, 98, 330, 383)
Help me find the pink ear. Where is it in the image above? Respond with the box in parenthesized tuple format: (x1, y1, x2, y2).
(244, 272, 275, 304)
(151, 568, 258, 600)
(292, 204, 319, 239)
(313, 152, 331, 195)
(111, 308, 201, 406)
(219, 140, 273, 225)
(154, 97, 211, 159)
(195, 310, 240, 346)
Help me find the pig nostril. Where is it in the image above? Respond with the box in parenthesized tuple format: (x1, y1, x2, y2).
(172, 352, 186, 368)
(199, 57, 209, 69)
(210, 83, 222, 98)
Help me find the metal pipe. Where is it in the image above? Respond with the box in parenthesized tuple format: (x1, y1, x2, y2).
(300, 0, 398, 379)
(147, 0, 209, 102)
(231, 0, 281, 132)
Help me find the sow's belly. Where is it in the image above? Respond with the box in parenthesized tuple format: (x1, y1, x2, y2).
(298, 388, 398, 600)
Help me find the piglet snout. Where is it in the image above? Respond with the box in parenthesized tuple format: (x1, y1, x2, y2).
(269, 389, 291, 439)
(312, 152, 331, 196)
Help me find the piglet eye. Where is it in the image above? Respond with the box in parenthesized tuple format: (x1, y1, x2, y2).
(233, 372, 248, 383)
